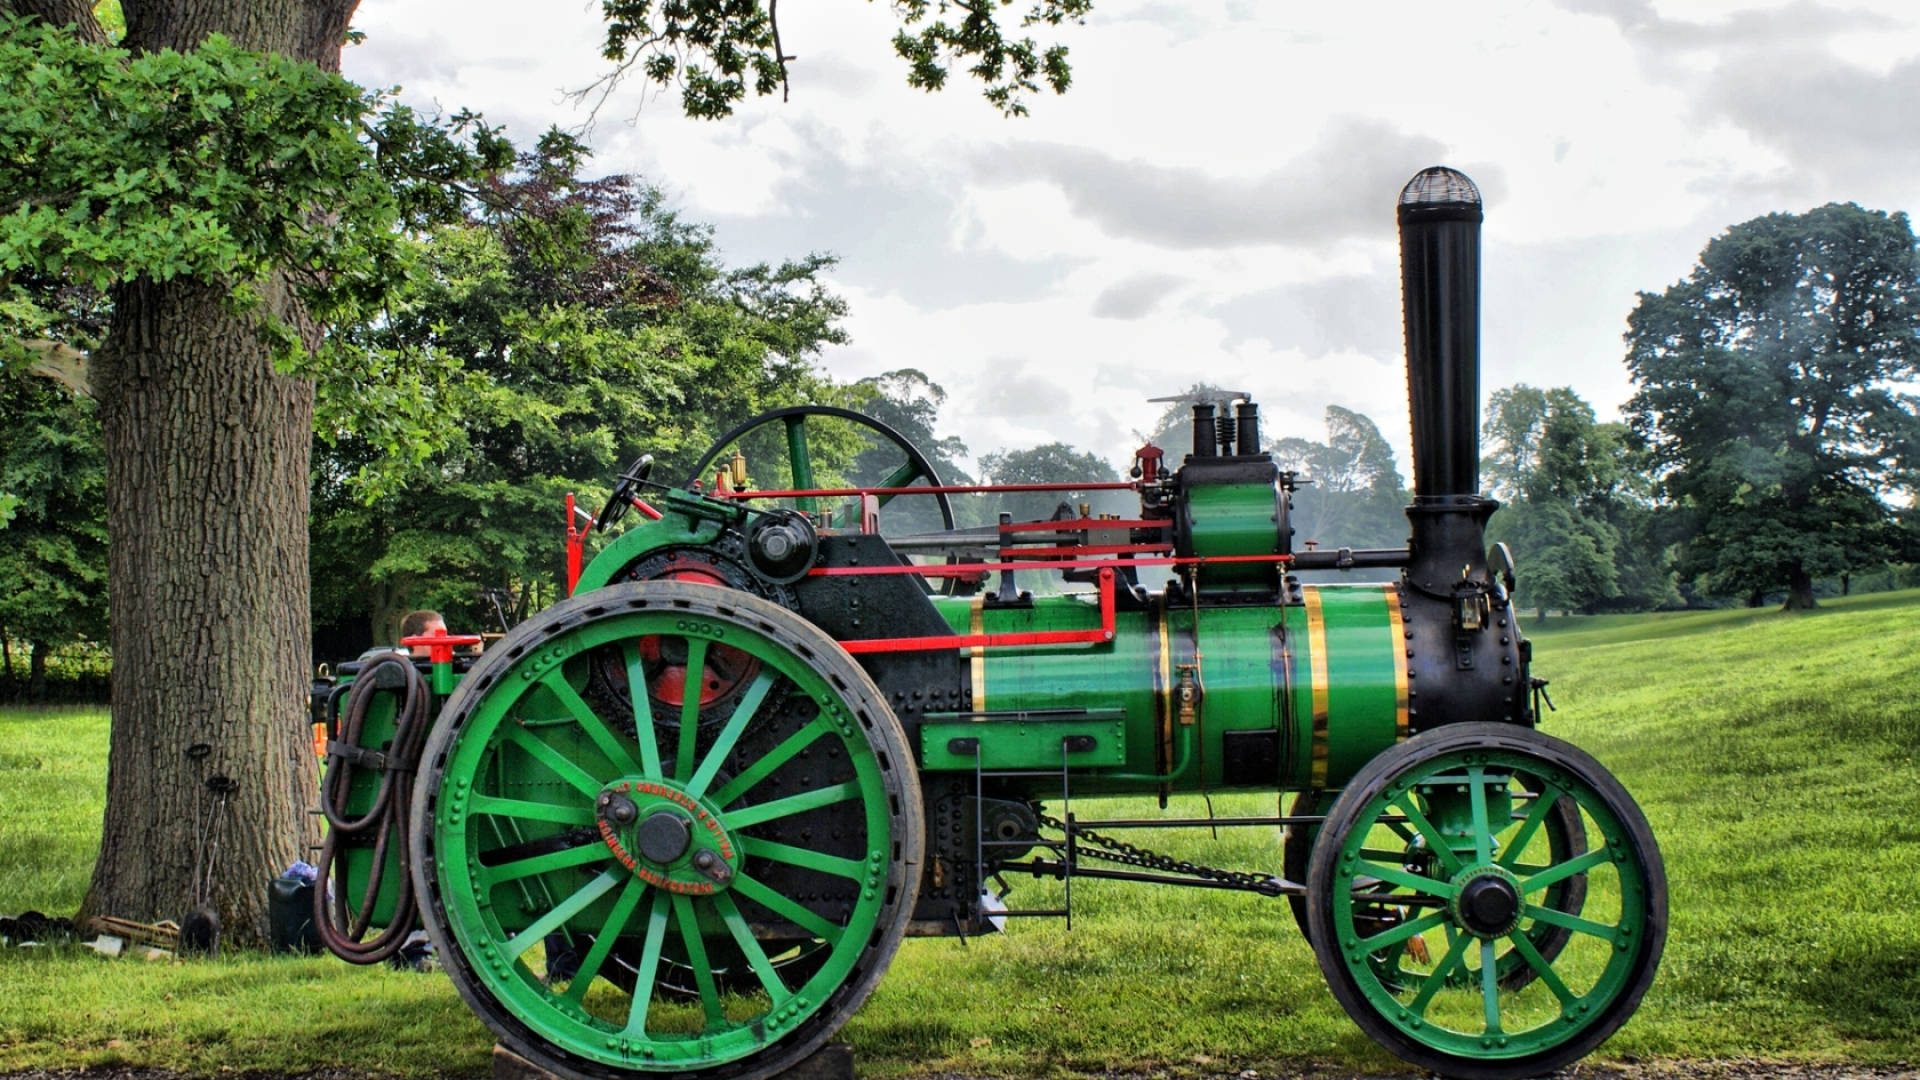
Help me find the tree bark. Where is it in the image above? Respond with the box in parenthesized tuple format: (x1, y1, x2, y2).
(27, 640, 49, 702)
(1782, 563, 1818, 611)
(64, 0, 361, 945)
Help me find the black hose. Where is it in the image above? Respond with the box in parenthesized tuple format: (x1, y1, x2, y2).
(313, 653, 432, 964)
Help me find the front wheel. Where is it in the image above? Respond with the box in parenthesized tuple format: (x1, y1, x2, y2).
(1306, 723, 1665, 1080)
(412, 581, 923, 1080)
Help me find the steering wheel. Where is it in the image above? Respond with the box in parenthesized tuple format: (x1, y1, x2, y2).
(684, 406, 957, 534)
(594, 454, 654, 533)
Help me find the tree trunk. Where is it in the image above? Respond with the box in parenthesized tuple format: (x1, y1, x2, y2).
(1782, 564, 1818, 611)
(82, 275, 324, 943)
(33, 0, 361, 949)
(27, 640, 49, 702)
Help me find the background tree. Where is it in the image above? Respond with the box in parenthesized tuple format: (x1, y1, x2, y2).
(1624, 203, 1920, 610)
(1, 0, 1090, 943)
(841, 369, 975, 534)
(0, 374, 107, 699)
(977, 441, 1125, 522)
(311, 153, 849, 651)
(1481, 386, 1621, 616)
(1269, 405, 1409, 551)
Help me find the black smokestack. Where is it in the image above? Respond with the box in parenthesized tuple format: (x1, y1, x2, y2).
(1398, 166, 1482, 499)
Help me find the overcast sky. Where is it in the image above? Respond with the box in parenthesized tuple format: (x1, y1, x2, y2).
(345, 0, 1920, 479)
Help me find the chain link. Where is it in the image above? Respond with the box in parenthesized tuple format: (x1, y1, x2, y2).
(1039, 814, 1284, 896)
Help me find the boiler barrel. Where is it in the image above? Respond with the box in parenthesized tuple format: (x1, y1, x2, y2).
(924, 586, 1406, 795)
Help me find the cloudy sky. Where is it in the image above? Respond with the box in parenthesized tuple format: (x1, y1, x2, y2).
(345, 0, 1920, 479)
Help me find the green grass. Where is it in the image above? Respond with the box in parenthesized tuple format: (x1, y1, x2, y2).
(3, 591, 1917, 1075)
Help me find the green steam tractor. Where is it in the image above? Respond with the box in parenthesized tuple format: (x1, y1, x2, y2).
(315, 167, 1667, 1080)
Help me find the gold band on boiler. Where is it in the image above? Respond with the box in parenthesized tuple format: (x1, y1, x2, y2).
(1384, 585, 1409, 741)
(969, 594, 986, 711)
(1304, 587, 1331, 787)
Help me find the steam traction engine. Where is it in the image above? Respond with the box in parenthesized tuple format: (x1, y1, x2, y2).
(317, 168, 1666, 1080)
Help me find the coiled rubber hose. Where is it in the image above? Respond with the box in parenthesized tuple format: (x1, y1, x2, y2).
(314, 653, 431, 964)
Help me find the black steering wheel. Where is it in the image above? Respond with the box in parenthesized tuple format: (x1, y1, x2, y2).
(594, 454, 655, 533)
(684, 405, 957, 533)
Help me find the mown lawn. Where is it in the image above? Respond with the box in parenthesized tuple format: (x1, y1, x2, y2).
(2, 590, 1916, 1075)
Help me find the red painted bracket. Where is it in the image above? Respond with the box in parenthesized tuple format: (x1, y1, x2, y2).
(400, 630, 485, 665)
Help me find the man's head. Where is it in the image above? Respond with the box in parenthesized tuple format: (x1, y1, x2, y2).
(400, 609, 447, 657)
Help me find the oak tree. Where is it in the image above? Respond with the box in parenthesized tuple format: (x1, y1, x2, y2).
(1624, 204, 1920, 610)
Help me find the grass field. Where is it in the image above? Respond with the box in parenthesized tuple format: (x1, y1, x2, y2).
(3, 590, 1917, 1076)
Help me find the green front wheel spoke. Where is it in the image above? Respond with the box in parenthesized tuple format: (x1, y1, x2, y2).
(710, 716, 831, 808)
(1408, 928, 1467, 1014)
(1480, 940, 1502, 1034)
(1523, 902, 1620, 940)
(1523, 846, 1613, 894)
(1509, 927, 1578, 1008)
(1467, 766, 1494, 865)
(1499, 781, 1564, 869)
(1391, 795, 1464, 876)
(685, 670, 777, 799)
(739, 836, 866, 880)
(1357, 908, 1448, 954)
(502, 871, 622, 960)
(731, 873, 845, 944)
(1356, 859, 1459, 899)
(622, 889, 673, 1037)
(724, 780, 864, 830)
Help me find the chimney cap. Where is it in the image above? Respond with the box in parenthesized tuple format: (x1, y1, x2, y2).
(1399, 166, 1481, 211)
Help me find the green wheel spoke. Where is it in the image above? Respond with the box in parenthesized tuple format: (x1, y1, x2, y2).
(1408, 927, 1468, 1015)
(1480, 939, 1502, 1034)
(739, 836, 866, 880)
(1355, 859, 1459, 900)
(562, 879, 648, 1004)
(504, 726, 606, 800)
(469, 794, 596, 827)
(1468, 766, 1495, 865)
(1498, 781, 1564, 869)
(715, 893, 791, 1005)
(622, 642, 664, 778)
(1509, 925, 1578, 1008)
(675, 638, 709, 781)
(1523, 846, 1613, 894)
(670, 893, 725, 1025)
(871, 460, 921, 510)
(480, 841, 611, 886)
(710, 716, 831, 808)
(542, 671, 642, 777)
(1358, 908, 1448, 953)
(731, 872, 846, 945)
(1523, 902, 1620, 940)
(724, 780, 864, 830)
(1385, 820, 1417, 844)
(502, 871, 622, 960)
(685, 670, 776, 800)
(1358, 847, 1416, 861)
(622, 888, 672, 1037)
(1391, 795, 1463, 875)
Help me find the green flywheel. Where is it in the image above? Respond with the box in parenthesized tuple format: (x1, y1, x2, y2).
(1305, 723, 1666, 1080)
(411, 582, 923, 1080)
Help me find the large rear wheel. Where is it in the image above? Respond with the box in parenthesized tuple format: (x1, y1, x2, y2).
(412, 582, 923, 1080)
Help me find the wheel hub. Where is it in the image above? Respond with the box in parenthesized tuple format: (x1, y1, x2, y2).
(595, 778, 740, 893)
(1449, 864, 1523, 939)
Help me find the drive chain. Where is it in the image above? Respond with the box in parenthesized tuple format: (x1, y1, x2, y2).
(1039, 813, 1284, 896)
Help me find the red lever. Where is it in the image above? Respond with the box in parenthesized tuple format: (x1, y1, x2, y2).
(400, 630, 484, 665)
